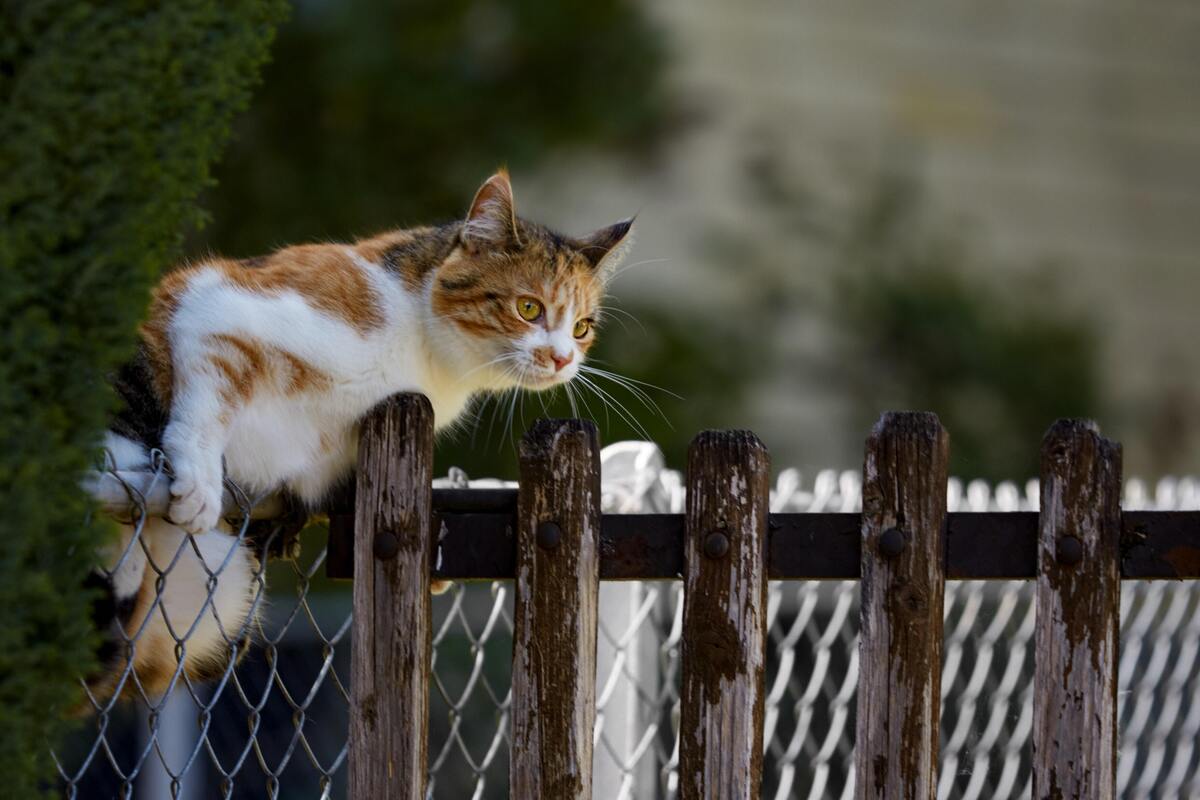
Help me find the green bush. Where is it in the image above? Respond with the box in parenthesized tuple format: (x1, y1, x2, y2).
(0, 1, 286, 792)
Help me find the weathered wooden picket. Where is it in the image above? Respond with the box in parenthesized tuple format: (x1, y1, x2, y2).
(330, 393, 1200, 798)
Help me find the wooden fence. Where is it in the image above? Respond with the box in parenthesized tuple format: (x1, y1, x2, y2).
(328, 393, 1200, 799)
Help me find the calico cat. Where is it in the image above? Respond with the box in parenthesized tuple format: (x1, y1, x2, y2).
(91, 171, 632, 702)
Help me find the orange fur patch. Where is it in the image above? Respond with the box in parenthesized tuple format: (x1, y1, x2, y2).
(118, 563, 175, 698)
(206, 333, 264, 406)
(204, 333, 331, 407)
(220, 248, 384, 333)
(141, 268, 193, 403)
(139, 247, 376, 407)
(279, 349, 332, 395)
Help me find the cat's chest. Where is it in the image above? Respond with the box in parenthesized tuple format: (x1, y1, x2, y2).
(222, 392, 361, 491)
(221, 369, 474, 496)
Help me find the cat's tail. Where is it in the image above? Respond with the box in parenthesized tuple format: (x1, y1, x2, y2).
(84, 516, 261, 709)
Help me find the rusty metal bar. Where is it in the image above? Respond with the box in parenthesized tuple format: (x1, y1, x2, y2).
(324, 507, 1200, 581)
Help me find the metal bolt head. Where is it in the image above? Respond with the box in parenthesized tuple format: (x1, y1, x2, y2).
(878, 527, 905, 559)
(703, 530, 730, 559)
(1056, 535, 1083, 566)
(536, 521, 562, 551)
(373, 530, 399, 560)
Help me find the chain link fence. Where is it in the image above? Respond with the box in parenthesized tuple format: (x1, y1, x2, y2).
(56, 442, 1200, 798)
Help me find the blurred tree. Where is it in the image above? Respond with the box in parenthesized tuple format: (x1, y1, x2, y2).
(201, 0, 674, 256)
(830, 172, 1102, 481)
(726, 138, 1103, 481)
(653, 138, 1104, 482)
(0, 1, 286, 793)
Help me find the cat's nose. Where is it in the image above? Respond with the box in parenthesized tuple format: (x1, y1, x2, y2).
(552, 352, 574, 372)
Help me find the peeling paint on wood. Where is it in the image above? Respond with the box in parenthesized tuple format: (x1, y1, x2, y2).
(678, 430, 771, 800)
(856, 412, 949, 799)
(349, 394, 434, 799)
(1033, 419, 1121, 799)
(510, 419, 602, 799)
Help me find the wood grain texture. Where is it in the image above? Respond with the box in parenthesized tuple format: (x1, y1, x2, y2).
(678, 430, 771, 800)
(510, 419, 602, 799)
(1033, 419, 1122, 799)
(349, 394, 434, 800)
(856, 412, 950, 799)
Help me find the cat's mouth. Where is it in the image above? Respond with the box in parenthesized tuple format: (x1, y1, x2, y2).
(519, 371, 565, 390)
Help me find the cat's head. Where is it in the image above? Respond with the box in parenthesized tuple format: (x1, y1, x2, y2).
(432, 170, 633, 390)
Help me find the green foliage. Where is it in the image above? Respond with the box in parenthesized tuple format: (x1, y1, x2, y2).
(0, 1, 286, 792)
(202, 0, 673, 256)
(832, 174, 1102, 481)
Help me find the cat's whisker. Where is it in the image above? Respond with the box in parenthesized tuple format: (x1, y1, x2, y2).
(574, 373, 653, 441)
(595, 305, 645, 334)
(535, 385, 552, 416)
(476, 360, 524, 451)
(467, 394, 487, 448)
(574, 374, 612, 430)
(583, 377, 652, 441)
(579, 365, 661, 407)
(563, 381, 580, 419)
(492, 387, 517, 449)
(458, 351, 522, 383)
(578, 365, 676, 428)
(517, 387, 528, 446)
(502, 366, 526, 453)
(606, 257, 670, 283)
(583, 360, 683, 399)
(565, 376, 599, 424)
(473, 388, 508, 450)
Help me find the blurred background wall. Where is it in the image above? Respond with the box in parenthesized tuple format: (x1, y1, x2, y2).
(196, 0, 1200, 482)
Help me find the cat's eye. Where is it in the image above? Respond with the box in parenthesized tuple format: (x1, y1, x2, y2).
(516, 297, 543, 322)
(573, 318, 592, 339)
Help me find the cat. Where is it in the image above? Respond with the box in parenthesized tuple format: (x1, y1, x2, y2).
(89, 170, 632, 703)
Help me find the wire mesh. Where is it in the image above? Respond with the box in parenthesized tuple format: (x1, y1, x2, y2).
(55, 443, 1200, 798)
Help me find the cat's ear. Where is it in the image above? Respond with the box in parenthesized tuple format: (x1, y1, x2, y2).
(579, 217, 635, 274)
(463, 170, 520, 253)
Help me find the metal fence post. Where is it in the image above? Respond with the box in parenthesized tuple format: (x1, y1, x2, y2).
(678, 429, 771, 800)
(510, 419, 602, 798)
(855, 412, 950, 798)
(348, 393, 434, 799)
(1034, 419, 1121, 798)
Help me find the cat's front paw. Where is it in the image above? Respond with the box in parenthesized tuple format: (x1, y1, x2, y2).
(168, 472, 224, 534)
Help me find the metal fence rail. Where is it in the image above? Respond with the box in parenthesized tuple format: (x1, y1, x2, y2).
(57, 423, 1200, 798)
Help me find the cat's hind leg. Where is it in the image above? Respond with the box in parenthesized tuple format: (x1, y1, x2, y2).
(127, 518, 260, 695)
(84, 519, 150, 707)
